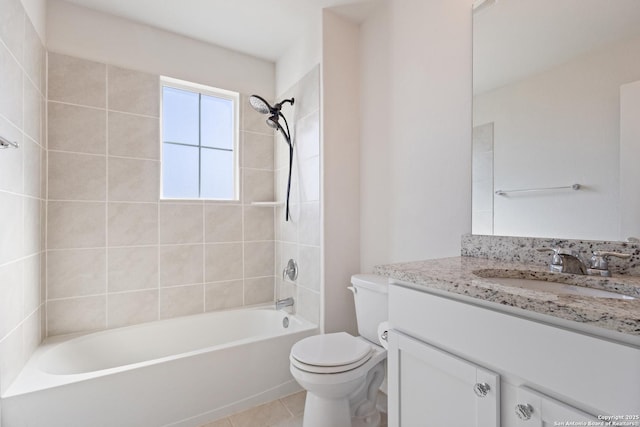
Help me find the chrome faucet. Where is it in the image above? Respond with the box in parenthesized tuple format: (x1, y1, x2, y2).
(276, 297, 294, 310)
(537, 248, 630, 276)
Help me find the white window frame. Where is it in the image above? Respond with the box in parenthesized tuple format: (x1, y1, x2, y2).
(160, 76, 240, 201)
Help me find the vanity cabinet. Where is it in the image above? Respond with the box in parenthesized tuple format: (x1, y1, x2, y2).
(387, 283, 640, 427)
(389, 330, 499, 426)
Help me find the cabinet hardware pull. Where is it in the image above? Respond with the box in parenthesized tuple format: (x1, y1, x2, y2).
(515, 403, 534, 420)
(473, 382, 490, 397)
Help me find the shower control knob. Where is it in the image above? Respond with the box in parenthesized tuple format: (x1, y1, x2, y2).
(515, 403, 534, 421)
(473, 383, 490, 397)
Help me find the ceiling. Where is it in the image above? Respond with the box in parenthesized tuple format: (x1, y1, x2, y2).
(61, 0, 378, 62)
(474, 0, 640, 94)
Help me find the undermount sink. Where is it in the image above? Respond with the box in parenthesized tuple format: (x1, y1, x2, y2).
(482, 276, 635, 300)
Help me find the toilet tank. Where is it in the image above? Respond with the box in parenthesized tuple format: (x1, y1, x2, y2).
(350, 274, 389, 344)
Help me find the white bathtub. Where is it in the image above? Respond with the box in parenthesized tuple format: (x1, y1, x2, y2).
(2, 307, 317, 427)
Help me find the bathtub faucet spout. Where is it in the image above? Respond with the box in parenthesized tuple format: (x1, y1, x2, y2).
(276, 297, 294, 310)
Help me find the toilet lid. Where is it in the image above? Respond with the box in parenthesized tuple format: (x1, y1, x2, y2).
(291, 332, 372, 367)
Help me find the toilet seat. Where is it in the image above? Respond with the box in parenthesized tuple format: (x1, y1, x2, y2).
(290, 332, 373, 374)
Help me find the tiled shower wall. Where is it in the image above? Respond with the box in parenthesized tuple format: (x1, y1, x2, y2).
(0, 0, 46, 394)
(46, 52, 277, 336)
(276, 66, 321, 325)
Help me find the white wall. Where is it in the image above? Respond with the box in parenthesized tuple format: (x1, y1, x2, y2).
(474, 35, 640, 240)
(360, 1, 391, 272)
(360, 0, 472, 272)
(275, 15, 322, 97)
(46, 0, 274, 97)
(322, 10, 360, 335)
(620, 80, 640, 241)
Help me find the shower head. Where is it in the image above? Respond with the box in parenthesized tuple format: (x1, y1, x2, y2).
(266, 115, 280, 129)
(249, 95, 272, 115)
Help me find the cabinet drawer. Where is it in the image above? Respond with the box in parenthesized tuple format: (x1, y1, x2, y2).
(389, 283, 640, 415)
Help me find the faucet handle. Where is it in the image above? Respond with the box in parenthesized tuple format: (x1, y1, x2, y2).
(588, 251, 631, 276)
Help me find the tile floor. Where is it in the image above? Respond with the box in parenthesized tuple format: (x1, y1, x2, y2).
(199, 390, 388, 427)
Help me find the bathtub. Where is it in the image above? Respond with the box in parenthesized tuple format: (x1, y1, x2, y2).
(2, 307, 317, 427)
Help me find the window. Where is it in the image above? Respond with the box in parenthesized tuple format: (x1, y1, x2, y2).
(161, 77, 239, 200)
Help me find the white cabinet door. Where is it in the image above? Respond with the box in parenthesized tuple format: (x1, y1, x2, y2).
(388, 330, 500, 427)
(512, 386, 599, 427)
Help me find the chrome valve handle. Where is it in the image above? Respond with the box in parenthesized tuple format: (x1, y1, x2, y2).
(588, 251, 631, 277)
(473, 383, 491, 398)
(282, 259, 298, 281)
(515, 403, 534, 421)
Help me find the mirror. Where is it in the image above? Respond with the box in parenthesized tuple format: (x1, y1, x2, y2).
(472, 0, 640, 241)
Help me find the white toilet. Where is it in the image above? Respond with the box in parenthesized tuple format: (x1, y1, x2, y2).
(290, 274, 388, 427)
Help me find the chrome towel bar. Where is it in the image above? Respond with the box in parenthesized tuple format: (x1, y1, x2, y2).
(0, 135, 19, 149)
(495, 183, 580, 196)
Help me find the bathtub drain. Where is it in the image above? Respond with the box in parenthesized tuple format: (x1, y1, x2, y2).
(283, 317, 290, 328)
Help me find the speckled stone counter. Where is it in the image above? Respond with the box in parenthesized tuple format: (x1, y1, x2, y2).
(374, 256, 640, 337)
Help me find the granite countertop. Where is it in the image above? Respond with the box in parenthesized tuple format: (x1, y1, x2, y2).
(374, 256, 640, 337)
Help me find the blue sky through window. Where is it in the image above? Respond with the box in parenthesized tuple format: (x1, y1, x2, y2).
(161, 83, 236, 199)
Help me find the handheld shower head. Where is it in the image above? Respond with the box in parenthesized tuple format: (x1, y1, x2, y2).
(248, 94, 295, 222)
(266, 115, 280, 129)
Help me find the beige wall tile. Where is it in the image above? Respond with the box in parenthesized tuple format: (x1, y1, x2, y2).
(48, 102, 106, 154)
(0, 41, 23, 128)
(0, 326, 23, 395)
(23, 310, 41, 364)
(294, 111, 320, 161)
(244, 277, 274, 306)
(160, 244, 204, 287)
(23, 254, 40, 316)
(276, 207, 298, 242)
(23, 17, 44, 93)
(205, 280, 243, 312)
(108, 112, 159, 159)
(47, 201, 105, 249)
(160, 203, 203, 244)
(108, 246, 158, 292)
(0, 261, 23, 339)
(244, 206, 275, 241)
(244, 241, 275, 278)
(48, 52, 106, 107)
(0, 116, 23, 193)
(0, 192, 23, 264)
(297, 246, 320, 292)
(47, 249, 106, 299)
(204, 204, 242, 243)
(242, 168, 274, 203)
(48, 151, 106, 201)
(108, 157, 159, 202)
(0, 0, 24, 62)
(23, 137, 41, 198)
(242, 132, 274, 170)
(108, 202, 158, 246)
(47, 295, 106, 336)
(204, 243, 243, 282)
(298, 202, 320, 246)
(160, 285, 203, 319)
(23, 196, 41, 256)
(296, 287, 319, 325)
(108, 65, 159, 117)
(23, 79, 41, 144)
(107, 290, 158, 328)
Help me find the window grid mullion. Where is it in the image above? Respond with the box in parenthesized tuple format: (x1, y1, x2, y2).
(198, 93, 202, 198)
